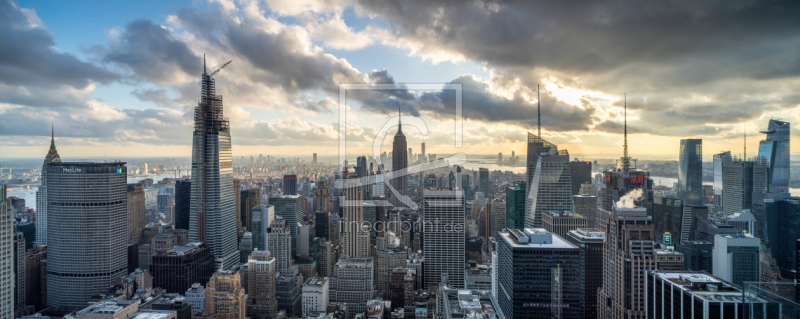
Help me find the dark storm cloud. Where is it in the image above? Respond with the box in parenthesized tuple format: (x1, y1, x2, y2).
(358, 0, 800, 81)
(0, 0, 118, 89)
(101, 19, 201, 85)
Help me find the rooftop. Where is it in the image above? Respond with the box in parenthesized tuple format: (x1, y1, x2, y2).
(544, 211, 584, 218)
(650, 271, 770, 304)
(567, 228, 606, 241)
(500, 228, 577, 249)
(440, 289, 504, 319)
(129, 311, 175, 319)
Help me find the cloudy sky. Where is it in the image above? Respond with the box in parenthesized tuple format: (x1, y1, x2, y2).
(2, 0, 800, 161)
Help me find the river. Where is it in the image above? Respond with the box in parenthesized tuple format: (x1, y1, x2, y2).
(6, 172, 183, 211)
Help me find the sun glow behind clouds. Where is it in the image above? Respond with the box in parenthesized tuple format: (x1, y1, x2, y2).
(542, 76, 612, 108)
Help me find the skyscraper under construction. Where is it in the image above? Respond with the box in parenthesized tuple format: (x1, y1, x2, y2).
(189, 57, 238, 270)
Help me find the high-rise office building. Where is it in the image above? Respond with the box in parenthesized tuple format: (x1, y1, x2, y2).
(421, 141, 426, 162)
(157, 188, 175, 224)
(479, 168, 489, 195)
(150, 243, 215, 294)
(712, 233, 760, 288)
(722, 160, 754, 217)
(271, 195, 304, 257)
(758, 119, 790, 193)
(776, 198, 800, 279)
(205, 270, 246, 319)
(247, 250, 278, 319)
(422, 188, 465, 289)
(646, 271, 778, 319)
(315, 178, 330, 241)
(569, 160, 592, 196)
(342, 175, 370, 258)
(525, 141, 572, 228)
(505, 181, 526, 230)
(267, 216, 293, 273)
(566, 228, 605, 319)
(712, 151, 732, 217)
(46, 162, 128, 310)
(127, 184, 145, 244)
(497, 228, 581, 319)
(490, 199, 506, 238)
(652, 196, 685, 244)
(542, 211, 587, 239)
(374, 234, 407, 295)
(0, 185, 13, 317)
(678, 139, 703, 205)
(12, 232, 24, 313)
(276, 266, 303, 317)
(36, 126, 61, 245)
(597, 204, 657, 319)
(573, 193, 598, 229)
(174, 180, 191, 230)
(302, 277, 329, 317)
(313, 153, 317, 164)
(25, 244, 46, 311)
(283, 174, 297, 195)
(189, 59, 238, 270)
(391, 113, 408, 207)
(251, 205, 273, 251)
(330, 257, 374, 314)
(240, 187, 260, 232)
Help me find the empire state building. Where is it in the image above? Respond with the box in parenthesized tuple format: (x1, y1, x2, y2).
(189, 57, 239, 270)
(391, 110, 408, 207)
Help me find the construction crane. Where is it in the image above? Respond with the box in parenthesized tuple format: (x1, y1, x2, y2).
(208, 60, 232, 77)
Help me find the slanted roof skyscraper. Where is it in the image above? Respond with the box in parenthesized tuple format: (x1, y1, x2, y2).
(758, 119, 790, 193)
(189, 56, 238, 270)
(36, 124, 61, 245)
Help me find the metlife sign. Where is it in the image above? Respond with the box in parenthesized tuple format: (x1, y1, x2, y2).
(61, 167, 82, 173)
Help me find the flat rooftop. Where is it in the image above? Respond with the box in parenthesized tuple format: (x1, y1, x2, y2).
(651, 271, 771, 304)
(441, 289, 503, 319)
(500, 228, 577, 249)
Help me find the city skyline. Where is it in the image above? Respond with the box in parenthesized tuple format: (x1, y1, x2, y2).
(2, 0, 800, 159)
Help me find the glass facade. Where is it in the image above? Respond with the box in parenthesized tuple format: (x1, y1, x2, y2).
(712, 151, 731, 216)
(758, 119, 790, 193)
(678, 139, 703, 205)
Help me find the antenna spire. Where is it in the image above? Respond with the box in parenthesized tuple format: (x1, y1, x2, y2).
(744, 123, 746, 160)
(537, 84, 541, 137)
(203, 53, 206, 75)
(51, 122, 54, 142)
(623, 94, 630, 172)
(398, 105, 402, 133)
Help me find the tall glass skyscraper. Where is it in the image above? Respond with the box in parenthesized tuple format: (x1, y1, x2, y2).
(758, 119, 790, 193)
(525, 137, 572, 228)
(189, 58, 238, 270)
(678, 139, 703, 205)
(391, 113, 408, 207)
(712, 151, 731, 216)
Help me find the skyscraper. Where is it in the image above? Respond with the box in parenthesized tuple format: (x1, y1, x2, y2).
(712, 233, 760, 287)
(391, 110, 408, 207)
(525, 141, 572, 228)
(566, 228, 605, 319)
(283, 175, 298, 195)
(36, 125, 61, 245)
(342, 175, 370, 258)
(422, 188, 465, 288)
(569, 160, 592, 196)
(315, 178, 330, 240)
(205, 270, 246, 319)
(421, 141, 426, 162)
(46, 162, 128, 310)
(496, 228, 581, 319)
(0, 185, 14, 317)
(271, 195, 304, 257)
(240, 187, 260, 232)
(722, 160, 754, 217)
(712, 151, 732, 217)
(267, 216, 293, 273)
(174, 180, 191, 230)
(678, 139, 703, 205)
(758, 119, 790, 193)
(127, 184, 145, 244)
(479, 168, 489, 195)
(189, 57, 238, 270)
(247, 250, 278, 319)
(330, 257, 374, 314)
(150, 243, 215, 294)
(596, 203, 657, 319)
(505, 181, 526, 230)
(251, 205, 273, 251)
(313, 153, 317, 165)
